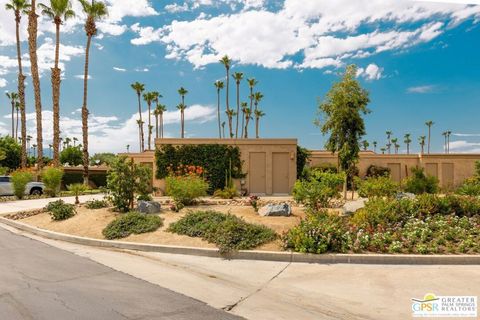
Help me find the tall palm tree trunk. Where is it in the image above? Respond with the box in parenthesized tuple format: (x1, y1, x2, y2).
(15, 107, 19, 141)
(244, 114, 250, 138)
(255, 116, 259, 139)
(28, 0, 43, 170)
(235, 83, 239, 138)
(52, 21, 61, 166)
(136, 94, 144, 152)
(155, 114, 159, 139)
(11, 101, 14, 138)
(225, 70, 232, 138)
(82, 35, 92, 185)
(181, 111, 185, 138)
(160, 114, 164, 138)
(217, 90, 221, 138)
(427, 127, 431, 154)
(15, 12, 27, 168)
(147, 102, 152, 150)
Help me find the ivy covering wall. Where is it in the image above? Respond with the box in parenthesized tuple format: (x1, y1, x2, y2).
(155, 144, 244, 193)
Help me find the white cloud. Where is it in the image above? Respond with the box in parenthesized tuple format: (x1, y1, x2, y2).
(449, 140, 480, 153)
(131, 0, 480, 69)
(356, 63, 383, 80)
(113, 67, 127, 72)
(407, 85, 437, 93)
(0, 78, 7, 88)
(0, 105, 216, 153)
(452, 133, 480, 137)
(165, 3, 190, 13)
(74, 74, 92, 80)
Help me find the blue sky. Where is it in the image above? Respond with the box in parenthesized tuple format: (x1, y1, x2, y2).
(0, 0, 479, 154)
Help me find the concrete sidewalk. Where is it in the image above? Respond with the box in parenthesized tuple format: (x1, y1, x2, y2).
(2, 222, 479, 320)
(0, 194, 105, 214)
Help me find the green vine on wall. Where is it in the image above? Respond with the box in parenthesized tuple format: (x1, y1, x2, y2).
(155, 144, 244, 194)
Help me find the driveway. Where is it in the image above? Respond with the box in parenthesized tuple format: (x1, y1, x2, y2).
(0, 227, 241, 320)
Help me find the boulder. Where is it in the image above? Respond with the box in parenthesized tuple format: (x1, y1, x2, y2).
(258, 203, 291, 217)
(342, 198, 367, 215)
(395, 192, 416, 200)
(137, 201, 161, 214)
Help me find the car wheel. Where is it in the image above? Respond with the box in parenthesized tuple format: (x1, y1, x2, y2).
(30, 188, 43, 196)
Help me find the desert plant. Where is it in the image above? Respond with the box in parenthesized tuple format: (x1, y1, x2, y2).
(165, 175, 208, 206)
(102, 211, 163, 240)
(403, 167, 439, 194)
(85, 199, 108, 209)
(67, 183, 87, 205)
(10, 170, 33, 199)
(213, 186, 238, 199)
(41, 167, 64, 197)
(292, 171, 345, 210)
(365, 165, 390, 178)
(45, 199, 76, 221)
(168, 210, 276, 253)
(357, 175, 399, 198)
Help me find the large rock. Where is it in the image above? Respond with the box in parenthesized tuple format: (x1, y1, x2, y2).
(395, 192, 416, 200)
(342, 198, 367, 215)
(137, 201, 161, 214)
(258, 203, 291, 217)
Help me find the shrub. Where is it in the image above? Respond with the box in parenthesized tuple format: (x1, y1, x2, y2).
(106, 156, 153, 212)
(85, 199, 109, 209)
(213, 186, 238, 199)
(292, 171, 344, 210)
(60, 146, 83, 166)
(351, 198, 410, 228)
(156, 144, 244, 194)
(45, 199, 76, 221)
(456, 178, 480, 196)
(357, 175, 399, 198)
(283, 211, 350, 254)
(165, 175, 208, 206)
(296, 146, 311, 179)
(366, 165, 390, 178)
(67, 183, 87, 205)
(0, 136, 21, 170)
(168, 210, 277, 253)
(41, 167, 64, 197)
(102, 211, 163, 240)
(403, 167, 439, 194)
(11, 170, 33, 199)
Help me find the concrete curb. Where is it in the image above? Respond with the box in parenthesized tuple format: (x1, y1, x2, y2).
(1, 217, 480, 265)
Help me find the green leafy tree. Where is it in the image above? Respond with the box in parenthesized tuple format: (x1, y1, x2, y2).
(315, 65, 370, 199)
(106, 156, 152, 212)
(0, 136, 21, 170)
(90, 153, 116, 166)
(60, 146, 83, 166)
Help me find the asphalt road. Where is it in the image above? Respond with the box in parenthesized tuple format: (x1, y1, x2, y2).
(0, 227, 242, 320)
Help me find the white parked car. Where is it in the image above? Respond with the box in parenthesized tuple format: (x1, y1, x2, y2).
(0, 176, 45, 196)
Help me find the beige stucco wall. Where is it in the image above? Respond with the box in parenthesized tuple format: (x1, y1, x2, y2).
(124, 138, 298, 196)
(309, 151, 480, 188)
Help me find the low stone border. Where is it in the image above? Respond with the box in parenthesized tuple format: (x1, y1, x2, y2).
(1, 216, 480, 265)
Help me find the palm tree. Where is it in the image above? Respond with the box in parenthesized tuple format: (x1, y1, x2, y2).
(38, 0, 74, 167)
(26, 135, 32, 156)
(247, 78, 258, 138)
(447, 130, 452, 154)
(419, 136, 426, 155)
(136, 119, 143, 150)
(425, 121, 434, 154)
(232, 71, 243, 138)
(157, 104, 167, 138)
(153, 108, 160, 139)
(391, 138, 399, 154)
(361, 140, 369, 151)
(176, 103, 187, 138)
(219, 55, 232, 137)
(442, 131, 448, 154)
(394, 143, 400, 154)
(373, 141, 377, 153)
(6, 0, 30, 168)
(177, 87, 188, 138)
(253, 92, 264, 139)
(225, 109, 236, 139)
(59, 137, 63, 152)
(380, 147, 386, 155)
(386, 131, 392, 154)
(404, 133, 412, 154)
(73, 137, 78, 147)
(6, 92, 18, 138)
(214, 80, 224, 138)
(131, 82, 145, 152)
(32, 144, 37, 159)
(48, 144, 52, 156)
(79, 0, 107, 185)
(15, 101, 20, 141)
(28, 0, 44, 170)
(240, 101, 248, 139)
(143, 91, 156, 150)
(244, 107, 252, 139)
(126, 144, 130, 153)
(64, 137, 71, 147)
(254, 109, 265, 139)
(221, 121, 226, 139)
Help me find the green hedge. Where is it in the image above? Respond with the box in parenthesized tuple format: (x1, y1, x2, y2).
(155, 144, 244, 194)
